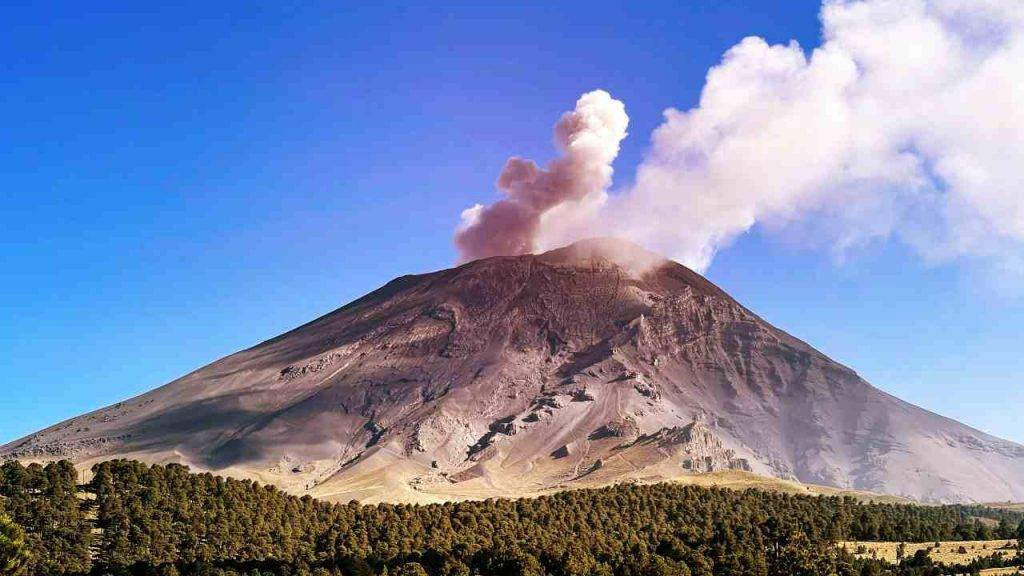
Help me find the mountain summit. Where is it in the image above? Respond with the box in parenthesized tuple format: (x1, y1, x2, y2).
(5, 238, 1023, 503)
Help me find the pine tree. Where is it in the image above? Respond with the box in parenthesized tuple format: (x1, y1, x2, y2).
(0, 513, 31, 576)
(393, 562, 429, 576)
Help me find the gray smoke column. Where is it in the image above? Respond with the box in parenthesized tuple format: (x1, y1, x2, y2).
(454, 90, 628, 262)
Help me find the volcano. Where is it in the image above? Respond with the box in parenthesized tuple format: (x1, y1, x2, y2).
(4, 238, 1023, 503)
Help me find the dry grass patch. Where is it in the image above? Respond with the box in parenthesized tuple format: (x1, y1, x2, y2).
(979, 568, 1023, 576)
(979, 568, 1024, 576)
(840, 540, 1018, 564)
(987, 503, 1024, 513)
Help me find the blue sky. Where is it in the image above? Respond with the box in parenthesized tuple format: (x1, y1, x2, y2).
(2, 1, 1021, 444)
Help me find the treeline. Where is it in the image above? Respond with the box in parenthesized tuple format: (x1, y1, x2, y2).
(0, 460, 91, 575)
(1, 459, 1023, 576)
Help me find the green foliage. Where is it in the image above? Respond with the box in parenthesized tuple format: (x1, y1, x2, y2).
(1, 459, 1023, 576)
(643, 555, 692, 576)
(0, 512, 31, 576)
(393, 562, 429, 576)
(0, 461, 91, 576)
(472, 545, 544, 576)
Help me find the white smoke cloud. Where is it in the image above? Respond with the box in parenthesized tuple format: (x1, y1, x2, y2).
(457, 0, 1024, 276)
(606, 0, 1024, 272)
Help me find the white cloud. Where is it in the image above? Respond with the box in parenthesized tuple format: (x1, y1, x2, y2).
(587, 0, 1024, 274)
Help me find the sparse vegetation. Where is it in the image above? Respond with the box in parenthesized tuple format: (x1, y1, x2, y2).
(841, 540, 1019, 564)
(1, 459, 1023, 576)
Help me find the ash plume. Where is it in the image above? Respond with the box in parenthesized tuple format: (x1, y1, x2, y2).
(454, 90, 628, 263)
(456, 0, 1024, 282)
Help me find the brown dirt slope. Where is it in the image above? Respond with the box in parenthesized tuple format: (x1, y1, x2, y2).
(4, 238, 1024, 504)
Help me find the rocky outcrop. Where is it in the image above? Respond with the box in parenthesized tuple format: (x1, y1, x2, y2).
(2, 434, 132, 460)
(666, 423, 751, 473)
(590, 417, 640, 440)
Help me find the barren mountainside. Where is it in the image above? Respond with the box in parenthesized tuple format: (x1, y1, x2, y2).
(4, 238, 1024, 503)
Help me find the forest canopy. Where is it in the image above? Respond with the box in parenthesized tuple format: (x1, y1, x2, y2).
(1, 459, 1022, 576)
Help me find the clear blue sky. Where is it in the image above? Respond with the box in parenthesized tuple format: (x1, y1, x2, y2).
(2, 1, 1021, 444)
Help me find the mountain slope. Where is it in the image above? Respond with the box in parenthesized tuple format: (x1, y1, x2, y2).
(4, 238, 1023, 503)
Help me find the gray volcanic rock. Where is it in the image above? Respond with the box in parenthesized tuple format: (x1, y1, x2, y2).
(4, 237, 1024, 503)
